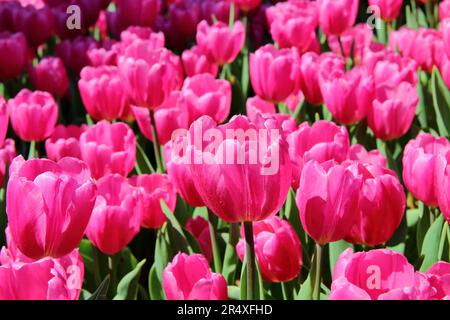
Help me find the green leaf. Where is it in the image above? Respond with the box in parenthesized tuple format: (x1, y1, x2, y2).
(88, 275, 110, 300)
(329, 240, 353, 275)
(161, 200, 195, 254)
(296, 271, 313, 300)
(148, 263, 165, 300)
(420, 215, 444, 272)
(431, 67, 450, 137)
(154, 226, 173, 281)
(135, 138, 155, 174)
(227, 286, 240, 300)
(222, 223, 240, 285)
(113, 259, 146, 300)
(416, 202, 431, 254)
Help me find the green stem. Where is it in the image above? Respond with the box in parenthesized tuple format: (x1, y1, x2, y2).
(312, 243, 323, 300)
(28, 141, 36, 159)
(222, 222, 240, 284)
(207, 209, 222, 273)
(244, 221, 256, 300)
(149, 110, 163, 173)
(108, 255, 117, 297)
(229, 3, 235, 29)
(91, 246, 102, 287)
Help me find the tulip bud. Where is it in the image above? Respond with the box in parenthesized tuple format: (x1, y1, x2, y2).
(317, 0, 359, 36)
(186, 216, 213, 262)
(45, 124, 87, 162)
(368, 0, 403, 22)
(236, 216, 302, 282)
(7, 156, 97, 259)
(86, 174, 143, 255)
(181, 45, 219, 78)
(30, 57, 69, 98)
(56, 36, 99, 75)
(7, 89, 58, 142)
(79, 121, 136, 179)
(163, 252, 228, 300)
(0, 32, 28, 81)
(426, 262, 450, 300)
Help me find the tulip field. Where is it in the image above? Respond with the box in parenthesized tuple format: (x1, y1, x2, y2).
(1, 0, 450, 302)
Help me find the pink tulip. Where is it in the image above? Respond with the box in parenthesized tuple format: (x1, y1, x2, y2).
(370, 53, 417, 87)
(403, 133, 450, 207)
(187, 115, 292, 222)
(0, 96, 8, 147)
(56, 36, 99, 75)
(182, 45, 219, 77)
(246, 96, 276, 121)
(287, 120, 350, 189)
(344, 162, 405, 246)
(0, 32, 28, 81)
(196, 20, 245, 66)
(133, 91, 189, 145)
(7, 89, 58, 142)
(86, 174, 143, 255)
(186, 216, 213, 262)
(251, 112, 297, 139)
(87, 46, 118, 67)
(298, 52, 323, 105)
(440, 1, 450, 22)
(368, 0, 403, 22)
(236, 216, 302, 282)
(388, 27, 417, 58)
(317, 0, 359, 36)
(250, 44, 300, 103)
(296, 160, 361, 244)
(45, 124, 87, 162)
(348, 144, 387, 168)
(441, 54, 450, 89)
(0, 139, 16, 187)
(163, 252, 228, 300)
(129, 174, 177, 229)
(436, 150, 450, 223)
(164, 139, 205, 208)
(0, 247, 84, 300)
(426, 262, 450, 300)
(328, 24, 373, 64)
(181, 73, 231, 124)
(119, 41, 183, 109)
(119, 26, 165, 51)
(79, 65, 130, 121)
(200, 0, 239, 24)
(79, 121, 136, 179)
(265, 0, 318, 53)
(7, 155, 97, 259)
(29, 57, 69, 98)
(368, 82, 418, 140)
(409, 28, 444, 72)
(320, 66, 375, 125)
(14, 4, 54, 47)
(331, 249, 435, 300)
(443, 19, 450, 59)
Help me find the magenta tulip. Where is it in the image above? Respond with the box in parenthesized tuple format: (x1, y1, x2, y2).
(14, 5, 54, 47)
(186, 115, 292, 222)
(388, 27, 417, 59)
(0, 139, 16, 187)
(296, 160, 361, 245)
(196, 20, 245, 66)
(181, 45, 219, 77)
(79, 121, 136, 179)
(246, 96, 276, 121)
(328, 24, 373, 64)
(250, 44, 300, 103)
(133, 91, 189, 145)
(163, 252, 228, 300)
(0, 96, 8, 147)
(298, 52, 324, 106)
(119, 41, 183, 109)
(86, 174, 143, 255)
(0, 248, 84, 300)
(56, 36, 99, 75)
(368, 0, 403, 22)
(317, 0, 359, 36)
(0, 32, 28, 81)
(7, 89, 58, 142)
(119, 26, 165, 51)
(287, 120, 350, 189)
(129, 174, 177, 229)
(368, 82, 418, 140)
(403, 133, 450, 207)
(426, 262, 450, 300)
(331, 249, 435, 300)
(168, 0, 202, 41)
(236, 216, 302, 282)
(79, 65, 130, 121)
(45, 124, 87, 162)
(443, 19, 450, 59)
(344, 162, 405, 246)
(409, 28, 443, 72)
(29, 57, 69, 98)
(6, 156, 97, 259)
(348, 144, 387, 168)
(440, 0, 450, 22)
(320, 66, 375, 125)
(181, 73, 231, 124)
(233, 0, 261, 12)
(186, 216, 213, 262)
(266, 0, 318, 53)
(436, 150, 450, 223)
